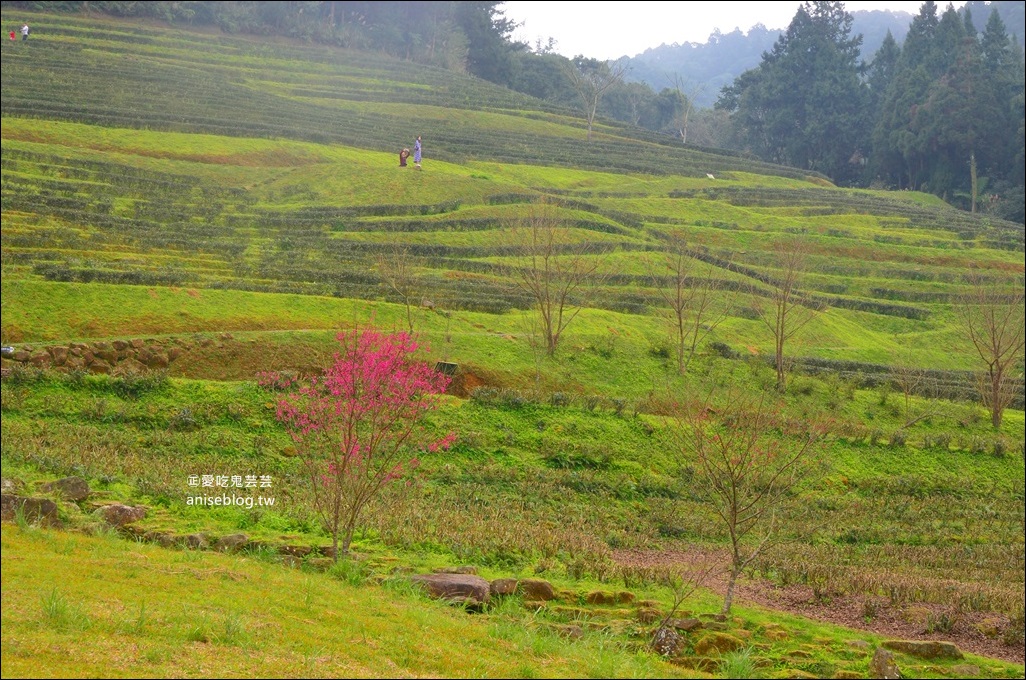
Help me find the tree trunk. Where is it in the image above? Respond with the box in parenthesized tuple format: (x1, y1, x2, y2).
(676, 316, 686, 374)
(776, 334, 786, 391)
(340, 528, 353, 558)
(587, 98, 598, 142)
(970, 150, 978, 214)
(721, 565, 740, 615)
(991, 368, 1003, 429)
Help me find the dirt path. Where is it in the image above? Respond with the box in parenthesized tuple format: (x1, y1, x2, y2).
(612, 547, 1024, 666)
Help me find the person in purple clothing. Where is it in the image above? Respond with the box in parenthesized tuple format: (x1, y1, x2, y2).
(413, 136, 422, 169)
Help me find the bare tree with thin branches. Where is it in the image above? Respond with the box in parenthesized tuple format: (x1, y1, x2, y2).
(955, 270, 1025, 428)
(565, 57, 630, 142)
(648, 230, 734, 374)
(892, 355, 927, 422)
(675, 390, 830, 614)
(500, 206, 606, 355)
(667, 73, 704, 145)
(890, 344, 946, 428)
(755, 236, 820, 391)
(376, 243, 419, 332)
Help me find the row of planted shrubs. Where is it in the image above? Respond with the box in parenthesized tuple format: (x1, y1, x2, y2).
(470, 386, 634, 418)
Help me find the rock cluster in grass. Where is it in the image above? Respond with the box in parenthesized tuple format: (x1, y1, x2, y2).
(0, 477, 333, 569)
(114, 526, 340, 569)
(584, 589, 636, 605)
(0, 493, 60, 526)
(881, 639, 964, 660)
(2, 337, 188, 374)
(2, 477, 150, 530)
(1, 476, 95, 527)
(408, 574, 570, 610)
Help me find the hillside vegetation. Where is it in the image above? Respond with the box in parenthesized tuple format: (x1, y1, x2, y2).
(1, 9, 1024, 679)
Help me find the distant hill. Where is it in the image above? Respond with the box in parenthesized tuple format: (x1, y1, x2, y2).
(623, 1, 1024, 109)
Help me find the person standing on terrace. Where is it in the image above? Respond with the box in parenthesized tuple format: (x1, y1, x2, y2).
(413, 136, 422, 169)
(21, 24, 29, 40)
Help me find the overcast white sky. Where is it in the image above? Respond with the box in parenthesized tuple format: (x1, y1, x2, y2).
(502, 1, 967, 60)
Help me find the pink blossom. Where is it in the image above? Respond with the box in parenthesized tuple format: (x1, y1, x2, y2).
(271, 327, 455, 554)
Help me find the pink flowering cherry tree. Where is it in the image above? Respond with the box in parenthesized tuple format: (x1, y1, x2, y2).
(276, 328, 455, 560)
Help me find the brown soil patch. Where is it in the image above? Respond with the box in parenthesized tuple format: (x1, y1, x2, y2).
(447, 369, 487, 398)
(612, 547, 1024, 666)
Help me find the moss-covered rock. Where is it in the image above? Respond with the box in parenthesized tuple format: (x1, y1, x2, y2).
(693, 631, 745, 656)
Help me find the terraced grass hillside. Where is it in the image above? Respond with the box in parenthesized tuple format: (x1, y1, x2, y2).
(1, 9, 1024, 679)
(2, 13, 1022, 357)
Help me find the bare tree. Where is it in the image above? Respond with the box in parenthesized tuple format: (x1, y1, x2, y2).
(755, 236, 820, 391)
(376, 244, 419, 332)
(667, 73, 704, 145)
(500, 206, 605, 355)
(519, 311, 549, 392)
(892, 358, 926, 422)
(648, 230, 733, 374)
(890, 344, 946, 428)
(675, 390, 829, 614)
(955, 271, 1025, 429)
(565, 57, 629, 142)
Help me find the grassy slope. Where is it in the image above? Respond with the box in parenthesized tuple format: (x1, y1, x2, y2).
(2, 372, 1022, 634)
(1, 8, 1024, 678)
(1, 524, 690, 679)
(7, 522, 1020, 680)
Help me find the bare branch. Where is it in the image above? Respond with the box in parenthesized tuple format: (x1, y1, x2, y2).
(565, 58, 630, 142)
(755, 236, 821, 391)
(376, 243, 419, 332)
(499, 206, 607, 355)
(955, 270, 1025, 428)
(666, 73, 705, 145)
(648, 230, 736, 374)
(673, 389, 829, 614)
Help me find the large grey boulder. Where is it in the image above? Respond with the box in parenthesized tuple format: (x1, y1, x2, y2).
(882, 639, 962, 660)
(651, 626, 684, 656)
(41, 476, 90, 502)
(490, 578, 519, 597)
(410, 573, 491, 607)
(1, 494, 60, 526)
(519, 578, 557, 601)
(869, 647, 901, 679)
(97, 503, 147, 527)
(215, 533, 249, 553)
